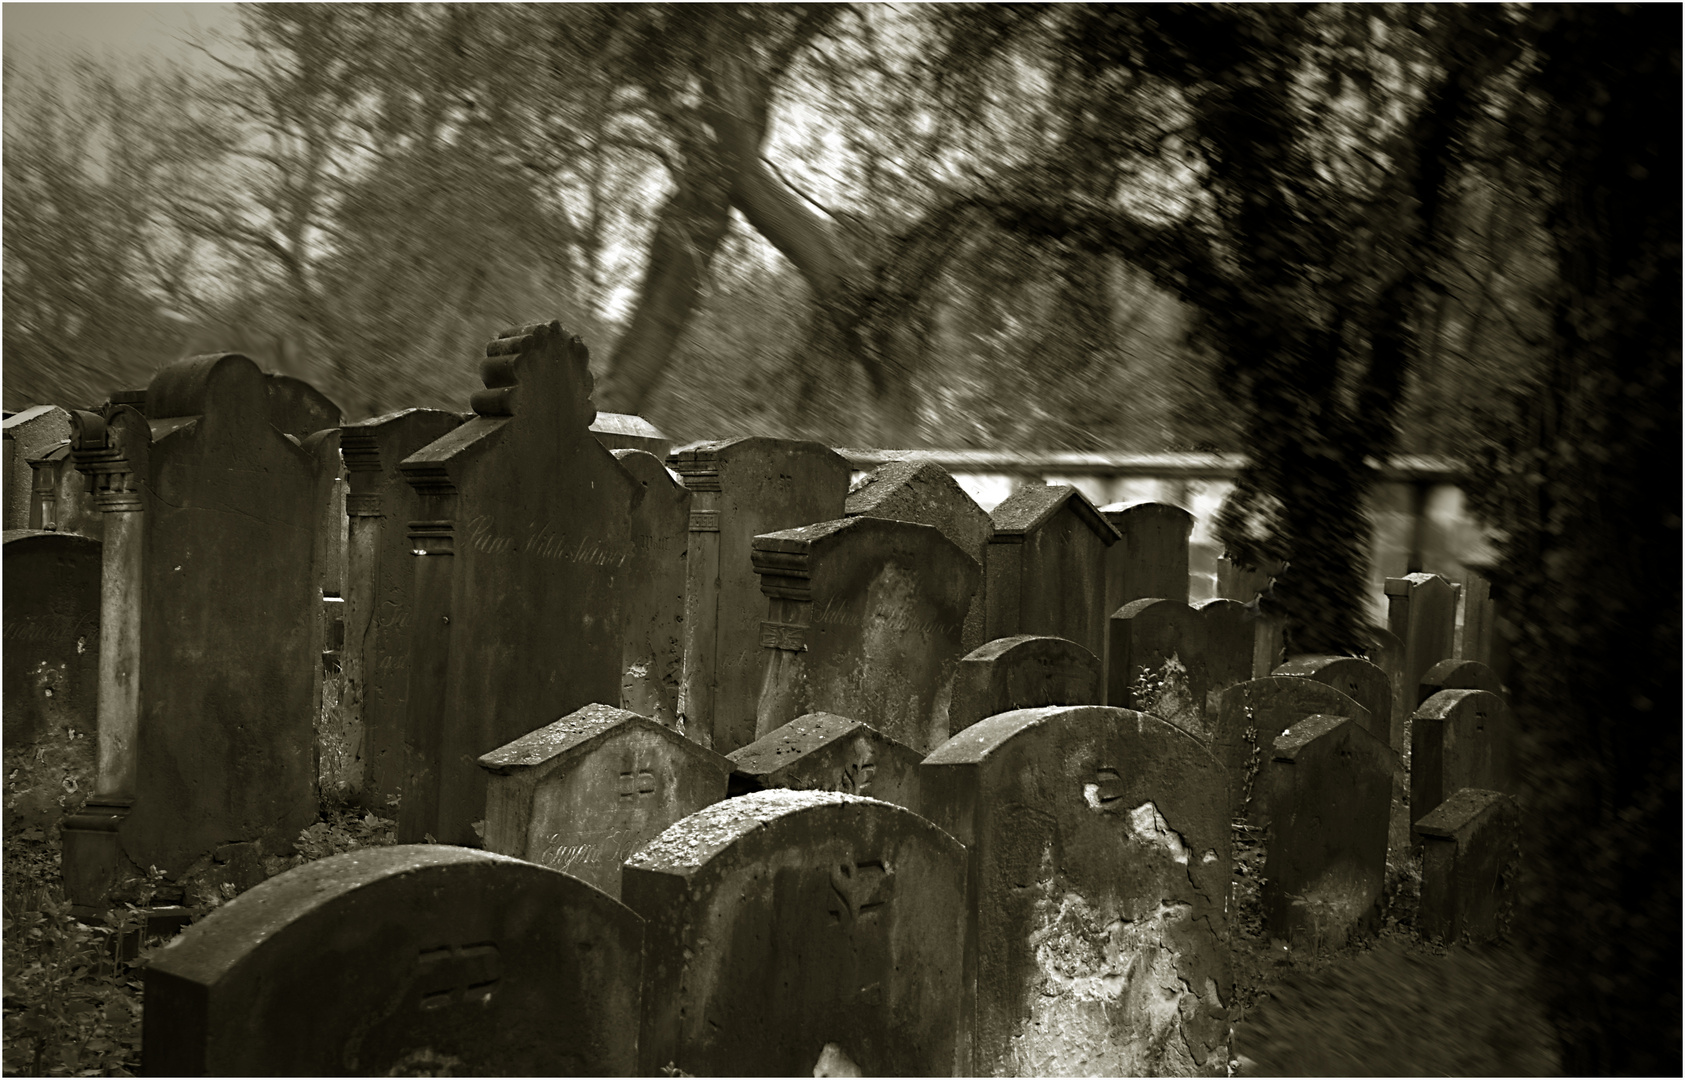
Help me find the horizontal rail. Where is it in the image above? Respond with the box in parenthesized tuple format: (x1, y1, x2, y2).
(834, 448, 1465, 486)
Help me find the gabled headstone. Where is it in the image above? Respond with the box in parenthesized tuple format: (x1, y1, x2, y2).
(947, 634, 1100, 737)
(1262, 714, 1397, 951)
(264, 372, 341, 442)
(984, 483, 1118, 663)
(751, 515, 977, 752)
(395, 323, 643, 846)
(1415, 788, 1521, 945)
(846, 459, 993, 652)
(143, 846, 644, 1076)
(591, 411, 670, 458)
(1417, 658, 1505, 707)
(623, 790, 969, 1077)
(613, 450, 690, 730)
(921, 705, 1232, 1077)
(3, 405, 71, 530)
(1209, 677, 1373, 826)
(669, 438, 851, 754)
(1385, 572, 1456, 714)
(477, 703, 730, 898)
(26, 440, 102, 538)
(1410, 689, 1517, 838)
(1272, 655, 1392, 744)
(1100, 502, 1191, 700)
(1108, 597, 1257, 740)
(725, 712, 924, 813)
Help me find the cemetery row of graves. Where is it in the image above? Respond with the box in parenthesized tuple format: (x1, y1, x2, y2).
(2, 323, 1520, 1076)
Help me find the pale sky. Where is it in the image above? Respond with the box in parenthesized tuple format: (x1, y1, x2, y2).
(4, 3, 241, 69)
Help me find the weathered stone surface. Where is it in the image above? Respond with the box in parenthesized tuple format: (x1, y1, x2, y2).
(1455, 570, 1496, 667)
(613, 450, 690, 730)
(1360, 624, 1409, 751)
(921, 705, 1232, 1077)
(1195, 597, 1261, 707)
(1109, 597, 1258, 741)
(623, 789, 968, 1077)
(263, 372, 342, 442)
(26, 440, 102, 538)
(144, 845, 643, 1076)
(1416, 788, 1521, 945)
(1272, 655, 1392, 745)
(1417, 658, 1504, 708)
(1385, 572, 1456, 718)
(1210, 677, 1373, 827)
(303, 428, 353, 796)
(670, 437, 851, 754)
(1410, 689, 1517, 834)
(725, 712, 924, 814)
(3, 405, 71, 531)
(984, 483, 1118, 663)
(846, 459, 993, 652)
(1100, 501, 1190, 699)
(339, 408, 466, 809)
(1262, 715, 1397, 951)
(590, 412, 670, 458)
(2, 531, 100, 831)
(751, 515, 978, 752)
(477, 703, 730, 898)
(947, 634, 1100, 737)
(397, 323, 643, 845)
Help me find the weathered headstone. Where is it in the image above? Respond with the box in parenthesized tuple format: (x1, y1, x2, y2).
(947, 634, 1100, 737)
(339, 408, 466, 809)
(264, 372, 342, 442)
(1415, 788, 1521, 945)
(751, 515, 977, 752)
(623, 789, 969, 1077)
(984, 483, 1118, 663)
(396, 323, 642, 845)
(613, 450, 690, 731)
(1385, 572, 1457, 715)
(1099, 501, 1191, 701)
(1262, 714, 1397, 952)
(1196, 597, 1263, 706)
(1410, 689, 1517, 837)
(1209, 677, 1374, 826)
(302, 428, 353, 796)
(846, 458, 993, 652)
(477, 703, 730, 898)
(26, 440, 102, 538)
(60, 355, 319, 900)
(1455, 569, 1496, 667)
(1215, 553, 1284, 602)
(1418, 658, 1505, 707)
(725, 712, 924, 813)
(669, 437, 851, 754)
(2, 531, 100, 832)
(3, 405, 71, 530)
(921, 705, 1232, 1077)
(144, 845, 644, 1076)
(590, 411, 670, 458)
(1272, 655, 1392, 745)
(1108, 597, 1257, 740)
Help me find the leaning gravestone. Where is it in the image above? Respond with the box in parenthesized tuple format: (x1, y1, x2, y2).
(1209, 677, 1374, 826)
(725, 712, 925, 814)
(3, 405, 71, 531)
(1415, 787, 1521, 945)
(623, 789, 969, 1077)
(1454, 569, 1496, 668)
(477, 703, 730, 898)
(845, 459, 994, 652)
(264, 372, 342, 442)
(750, 515, 977, 752)
(946, 634, 1100, 737)
(670, 437, 851, 754)
(921, 705, 1232, 1077)
(144, 845, 644, 1076)
(1099, 501, 1192, 700)
(1262, 714, 1397, 952)
(395, 323, 642, 846)
(612, 450, 690, 731)
(590, 412, 670, 458)
(1410, 689, 1517, 839)
(984, 483, 1118, 663)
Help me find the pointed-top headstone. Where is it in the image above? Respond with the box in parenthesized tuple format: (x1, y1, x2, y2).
(985, 483, 1117, 662)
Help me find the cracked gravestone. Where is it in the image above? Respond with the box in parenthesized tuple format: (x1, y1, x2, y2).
(613, 450, 690, 731)
(725, 712, 924, 814)
(984, 484, 1118, 664)
(947, 634, 1100, 737)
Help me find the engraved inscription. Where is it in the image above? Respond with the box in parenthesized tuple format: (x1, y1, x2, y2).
(416, 942, 502, 1010)
(464, 515, 631, 567)
(839, 759, 876, 797)
(811, 597, 960, 640)
(828, 860, 892, 926)
(1082, 768, 1126, 813)
(617, 767, 658, 804)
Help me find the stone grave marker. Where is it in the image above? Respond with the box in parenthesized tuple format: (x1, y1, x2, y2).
(302, 428, 353, 796)
(751, 515, 977, 753)
(947, 634, 1100, 737)
(1196, 597, 1262, 706)
(1099, 501, 1191, 699)
(144, 845, 644, 1076)
(670, 437, 851, 754)
(846, 458, 994, 653)
(1455, 569, 1496, 667)
(1262, 714, 1397, 951)
(1385, 572, 1457, 714)
(1272, 655, 1392, 744)
(1415, 787, 1521, 945)
(26, 440, 102, 538)
(1209, 677, 1373, 826)
(339, 408, 466, 809)
(3, 405, 71, 530)
(60, 354, 319, 900)
(984, 483, 1118, 663)
(264, 372, 342, 442)
(395, 322, 643, 846)
(591, 411, 670, 458)
(1410, 689, 1517, 838)
(477, 703, 730, 898)
(1108, 597, 1258, 741)
(725, 712, 924, 814)
(921, 705, 1232, 1077)
(613, 449, 689, 730)
(623, 789, 969, 1077)
(1418, 658, 1505, 708)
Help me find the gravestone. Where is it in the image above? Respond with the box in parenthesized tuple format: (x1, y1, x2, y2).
(1108, 597, 1257, 741)
(845, 458, 993, 652)
(1418, 658, 1505, 708)
(3, 405, 71, 530)
(1195, 597, 1262, 707)
(947, 634, 1100, 737)
(725, 712, 924, 814)
(1209, 677, 1373, 826)
(1385, 572, 1457, 716)
(751, 515, 977, 752)
(60, 354, 319, 900)
(1415, 788, 1521, 945)
(921, 705, 1232, 1077)
(623, 789, 969, 1077)
(613, 450, 690, 730)
(1454, 569, 1495, 667)
(1410, 689, 1517, 837)
(396, 322, 642, 846)
(264, 372, 342, 442)
(1100, 501, 1191, 700)
(1272, 655, 1392, 745)
(144, 845, 644, 1076)
(984, 483, 1117, 663)
(302, 428, 353, 796)
(27, 440, 102, 538)
(339, 408, 466, 810)
(1359, 623, 1414, 859)
(669, 437, 851, 754)
(590, 412, 670, 458)
(477, 703, 730, 898)
(2, 531, 100, 832)
(1262, 714, 1397, 951)
(1215, 553, 1284, 602)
